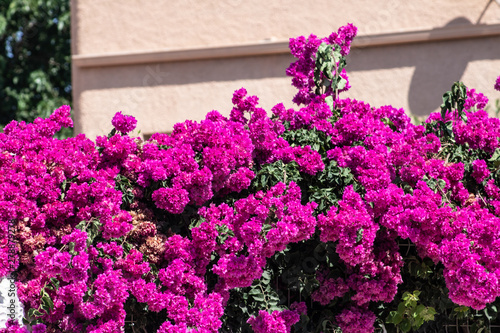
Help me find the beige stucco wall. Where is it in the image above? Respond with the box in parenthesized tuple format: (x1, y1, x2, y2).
(71, 0, 500, 138)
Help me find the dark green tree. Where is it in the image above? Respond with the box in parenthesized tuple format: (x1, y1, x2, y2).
(0, 0, 71, 134)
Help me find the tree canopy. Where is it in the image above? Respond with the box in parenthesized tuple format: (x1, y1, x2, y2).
(0, 0, 71, 133)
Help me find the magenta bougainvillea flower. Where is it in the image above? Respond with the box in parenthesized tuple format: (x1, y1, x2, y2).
(111, 111, 137, 134)
(3, 24, 500, 333)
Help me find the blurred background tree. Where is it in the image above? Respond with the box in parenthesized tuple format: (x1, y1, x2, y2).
(0, 0, 71, 136)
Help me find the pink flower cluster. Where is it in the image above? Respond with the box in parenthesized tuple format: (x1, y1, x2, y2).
(3, 24, 500, 333)
(0, 101, 314, 332)
(2, 321, 45, 333)
(286, 24, 357, 105)
(247, 309, 300, 333)
(282, 30, 500, 329)
(199, 182, 317, 288)
(111, 111, 137, 134)
(311, 82, 500, 321)
(122, 181, 315, 331)
(336, 306, 376, 333)
(131, 88, 324, 216)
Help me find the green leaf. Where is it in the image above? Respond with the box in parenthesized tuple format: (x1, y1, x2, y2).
(68, 241, 76, 255)
(28, 308, 44, 318)
(261, 270, 271, 284)
(75, 220, 88, 231)
(0, 15, 7, 36)
(249, 292, 265, 302)
(420, 307, 437, 322)
(415, 304, 426, 315)
(489, 149, 500, 162)
(356, 228, 363, 243)
(400, 318, 412, 332)
(381, 117, 397, 131)
(41, 293, 54, 312)
(387, 311, 403, 325)
(397, 301, 406, 313)
(332, 47, 342, 63)
(414, 317, 424, 329)
(248, 288, 261, 296)
(123, 241, 133, 253)
(441, 92, 452, 119)
(76, 219, 102, 246)
(49, 277, 60, 290)
(27, 308, 36, 317)
(107, 128, 117, 138)
(325, 95, 334, 112)
(436, 179, 446, 189)
(115, 174, 135, 208)
(453, 305, 468, 313)
(461, 112, 467, 123)
(337, 77, 347, 91)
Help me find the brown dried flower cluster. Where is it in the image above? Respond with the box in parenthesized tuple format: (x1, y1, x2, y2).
(128, 208, 166, 265)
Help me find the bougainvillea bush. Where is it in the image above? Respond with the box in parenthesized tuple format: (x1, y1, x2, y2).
(2, 24, 500, 333)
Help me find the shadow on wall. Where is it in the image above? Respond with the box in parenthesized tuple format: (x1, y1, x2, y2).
(78, 17, 500, 117)
(347, 17, 500, 116)
(408, 17, 474, 116)
(77, 54, 294, 92)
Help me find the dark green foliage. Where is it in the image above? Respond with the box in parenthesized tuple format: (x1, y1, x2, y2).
(314, 43, 347, 97)
(115, 174, 135, 209)
(0, 0, 71, 136)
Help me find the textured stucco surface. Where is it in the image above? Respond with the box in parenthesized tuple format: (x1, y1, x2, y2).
(345, 36, 500, 116)
(73, 54, 296, 136)
(71, 0, 500, 138)
(72, 0, 500, 55)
